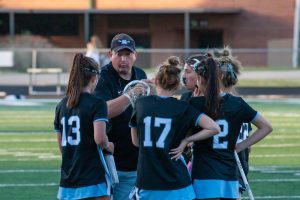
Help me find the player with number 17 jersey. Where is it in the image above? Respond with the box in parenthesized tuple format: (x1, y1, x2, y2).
(129, 95, 203, 191)
(189, 93, 258, 196)
(54, 93, 109, 188)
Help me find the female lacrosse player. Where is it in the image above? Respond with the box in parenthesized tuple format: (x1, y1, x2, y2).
(54, 53, 114, 200)
(214, 47, 253, 197)
(171, 55, 272, 200)
(129, 56, 220, 200)
(180, 52, 210, 170)
(180, 52, 209, 101)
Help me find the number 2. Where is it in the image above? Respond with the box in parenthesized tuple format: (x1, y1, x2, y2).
(213, 119, 228, 149)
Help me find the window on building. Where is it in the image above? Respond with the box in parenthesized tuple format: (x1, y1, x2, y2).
(0, 14, 9, 35)
(197, 30, 223, 48)
(108, 15, 149, 29)
(15, 14, 79, 36)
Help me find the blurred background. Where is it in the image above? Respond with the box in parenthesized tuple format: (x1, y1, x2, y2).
(0, 0, 299, 68)
(0, 0, 300, 96)
(0, 1, 299, 200)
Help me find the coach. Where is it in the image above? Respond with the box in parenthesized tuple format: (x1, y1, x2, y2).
(94, 33, 147, 200)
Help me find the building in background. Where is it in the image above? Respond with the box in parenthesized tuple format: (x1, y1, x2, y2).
(0, 0, 296, 67)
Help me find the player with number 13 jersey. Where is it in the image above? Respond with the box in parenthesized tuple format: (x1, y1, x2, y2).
(54, 54, 113, 200)
(54, 93, 108, 188)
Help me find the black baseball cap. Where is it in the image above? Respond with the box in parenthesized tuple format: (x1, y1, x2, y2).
(110, 33, 136, 52)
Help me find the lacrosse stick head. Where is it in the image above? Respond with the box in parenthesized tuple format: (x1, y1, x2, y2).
(123, 80, 151, 108)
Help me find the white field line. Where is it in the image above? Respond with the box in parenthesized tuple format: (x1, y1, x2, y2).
(258, 170, 300, 174)
(0, 158, 60, 161)
(266, 135, 300, 139)
(271, 129, 300, 134)
(265, 112, 300, 117)
(24, 99, 60, 103)
(246, 98, 300, 104)
(0, 100, 42, 106)
(242, 196, 300, 199)
(0, 183, 57, 187)
(250, 154, 300, 158)
(251, 178, 300, 182)
(0, 149, 59, 158)
(0, 148, 56, 151)
(0, 148, 60, 161)
(257, 165, 300, 168)
(0, 169, 59, 173)
(0, 139, 56, 142)
(250, 166, 300, 171)
(254, 144, 300, 148)
(250, 166, 300, 175)
(0, 132, 51, 135)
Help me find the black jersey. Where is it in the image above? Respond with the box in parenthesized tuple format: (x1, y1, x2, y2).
(180, 91, 193, 102)
(54, 93, 108, 188)
(129, 96, 202, 190)
(189, 93, 257, 181)
(94, 62, 147, 171)
(237, 123, 252, 178)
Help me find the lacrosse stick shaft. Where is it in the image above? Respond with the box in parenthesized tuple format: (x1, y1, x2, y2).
(234, 151, 255, 200)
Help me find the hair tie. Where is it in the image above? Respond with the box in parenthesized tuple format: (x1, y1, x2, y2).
(82, 67, 100, 75)
(220, 63, 236, 80)
(190, 58, 207, 77)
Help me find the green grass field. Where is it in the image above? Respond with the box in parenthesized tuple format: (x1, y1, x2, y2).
(0, 99, 299, 200)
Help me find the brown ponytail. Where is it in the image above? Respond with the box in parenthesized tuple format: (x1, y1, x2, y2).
(66, 53, 99, 108)
(204, 58, 221, 119)
(191, 56, 221, 119)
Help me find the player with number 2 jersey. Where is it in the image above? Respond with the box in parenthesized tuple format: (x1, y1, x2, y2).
(190, 94, 257, 198)
(183, 54, 272, 199)
(129, 56, 220, 200)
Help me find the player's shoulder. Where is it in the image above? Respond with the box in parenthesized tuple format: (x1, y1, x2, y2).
(180, 91, 193, 102)
(54, 97, 69, 116)
(164, 96, 191, 112)
(221, 93, 250, 114)
(224, 93, 246, 106)
(137, 95, 182, 105)
(189, 96, 206, 106)
(136, 95, 156, 104)
(56, 96, 68, 109)
(81, 93, 106, 106)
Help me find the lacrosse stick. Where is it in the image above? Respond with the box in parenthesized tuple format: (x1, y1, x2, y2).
(97, 147, 119, 185)
(234, 151, 255, 200)
(123, 80, 151, 108)
(103, 150, 119, 184)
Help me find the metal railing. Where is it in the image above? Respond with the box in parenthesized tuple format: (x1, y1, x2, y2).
(0, 48, 298, 73)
